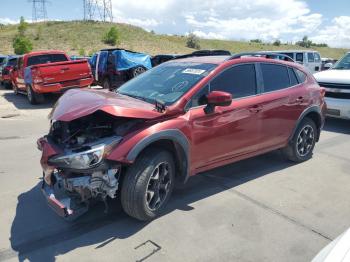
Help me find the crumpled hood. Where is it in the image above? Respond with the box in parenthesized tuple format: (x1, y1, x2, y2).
(314, 69, 350, 84)
(50, 89, 163, 121)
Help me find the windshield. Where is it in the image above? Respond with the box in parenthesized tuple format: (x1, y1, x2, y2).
(7, 58, 17, 66)
(117, 62, 217, 105)
(333, 53, 350, 70)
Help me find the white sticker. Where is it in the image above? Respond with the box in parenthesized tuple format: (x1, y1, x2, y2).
(182, 68, 206, 75)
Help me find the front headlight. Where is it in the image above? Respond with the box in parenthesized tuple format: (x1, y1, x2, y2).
(49, 145, 105, 169)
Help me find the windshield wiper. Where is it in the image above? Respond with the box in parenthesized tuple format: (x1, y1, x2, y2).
(155, 99, 167, 113)
(118, 92, 147, 102)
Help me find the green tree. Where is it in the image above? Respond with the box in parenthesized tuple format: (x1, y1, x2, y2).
(296, 36, 312, 48)
(18, 16, 28, 36)
(102, 26, 120, 46)
(273, 39, 281, 46)
(13, 36, 33, 54)
(186, 32, 200, 49)
(79, 48, 86, 56)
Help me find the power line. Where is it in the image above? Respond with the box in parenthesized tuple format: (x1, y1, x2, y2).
(83, 0, 113, 22)
(29, 0, 48, 22)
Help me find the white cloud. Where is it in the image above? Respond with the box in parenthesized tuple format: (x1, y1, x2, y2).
(0, 18, 18, 24)
(110, 0, 329, 45)
(310, 16, 350, 48)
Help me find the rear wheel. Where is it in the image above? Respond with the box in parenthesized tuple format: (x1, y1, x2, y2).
(27, 85, 44, 105)
(4, 82, 12, 90)
(121, 148, 175, 221)
(13, 83, 19, 95)
(131, 66, 146, 78)
(283, 117, 317, 162)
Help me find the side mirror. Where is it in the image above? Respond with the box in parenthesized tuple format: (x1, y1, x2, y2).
(324, 63, 333, 69)
(204, 91, 232, 114)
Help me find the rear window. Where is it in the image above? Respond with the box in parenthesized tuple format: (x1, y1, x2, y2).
(27, 54, 68, 66)
(261, 64, 290, 92)
(7, 58, 18, 66)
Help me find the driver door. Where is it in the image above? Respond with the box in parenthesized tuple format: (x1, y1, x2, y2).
(188, 64, 263, 171)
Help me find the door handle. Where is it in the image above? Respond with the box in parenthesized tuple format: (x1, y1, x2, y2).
(249, 105, 262, 113)
(296, 96, 304, 103)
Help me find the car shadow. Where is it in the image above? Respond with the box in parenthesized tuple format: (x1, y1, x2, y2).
(323, 118, 350, 135)
(9, 150, 294, 261)
(2, 91, 58, 110)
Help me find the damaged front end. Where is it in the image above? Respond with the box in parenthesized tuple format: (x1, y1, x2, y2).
(38, 111, 143, 220)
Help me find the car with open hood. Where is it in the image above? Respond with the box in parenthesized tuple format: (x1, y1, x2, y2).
(38, 52, 326, 221)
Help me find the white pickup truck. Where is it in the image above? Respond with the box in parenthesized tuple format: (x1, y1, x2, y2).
(314, 52, 350, 120)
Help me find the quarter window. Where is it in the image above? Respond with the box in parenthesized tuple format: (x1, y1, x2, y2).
(307, 53, 315, 62)
(261, 64, 290, 92)
(294, 68, 307, 83)
(288, 67, 299, 86)
(210, 64, 257, 99)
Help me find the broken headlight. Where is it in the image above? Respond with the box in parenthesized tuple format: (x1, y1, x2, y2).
(49, 145, 105, 169)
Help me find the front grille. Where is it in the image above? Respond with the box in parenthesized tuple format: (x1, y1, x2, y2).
(326, 92, 350, 99)
(318, 82, 350, 90)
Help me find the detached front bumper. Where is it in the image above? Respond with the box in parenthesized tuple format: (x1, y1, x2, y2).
(41, 173, 89, 220)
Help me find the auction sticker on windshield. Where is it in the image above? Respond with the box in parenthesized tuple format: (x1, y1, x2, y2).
(182, 68, 206, 75)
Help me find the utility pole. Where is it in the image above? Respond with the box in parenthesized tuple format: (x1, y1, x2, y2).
(29, 0, 48, 22)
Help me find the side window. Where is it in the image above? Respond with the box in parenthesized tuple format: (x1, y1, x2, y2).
(314, 53, 321, 63)
(261, 64, 290, 92)
(307, 53, 315, 62)
(288, 67, 299, 86)
(294, 68, 307, 83)
(188, 85, 209, 108)
(296, 53, 303, 63)
(210, 64, 257, 99)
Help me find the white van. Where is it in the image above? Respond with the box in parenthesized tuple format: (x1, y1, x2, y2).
(267, 50, 322, 73)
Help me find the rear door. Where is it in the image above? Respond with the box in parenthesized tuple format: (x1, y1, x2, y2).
(15, 57, 26, 90)
(257, 63, 307, 149)
(188, 63, 262, 170)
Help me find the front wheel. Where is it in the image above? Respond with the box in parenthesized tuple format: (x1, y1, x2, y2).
(283, 117, 317, 162)
(121, 148, 175, 221)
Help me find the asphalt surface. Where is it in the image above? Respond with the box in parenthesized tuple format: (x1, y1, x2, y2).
(0, 87, 349, 262)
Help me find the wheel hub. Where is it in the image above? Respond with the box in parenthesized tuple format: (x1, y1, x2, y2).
(296, 125, 314, 157)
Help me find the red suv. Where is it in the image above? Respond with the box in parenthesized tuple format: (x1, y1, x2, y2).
(38, 52, 326, 221)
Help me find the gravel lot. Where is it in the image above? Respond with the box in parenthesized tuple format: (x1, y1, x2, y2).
(0, 87, 349, 262)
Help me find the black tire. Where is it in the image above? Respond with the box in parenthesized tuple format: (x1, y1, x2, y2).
(103, 79, 112, 91)
(27, 85, 44, 105)
(130, 66, 146, 79)
(121, 148, 175, 221)
(283, 117, 317, 162)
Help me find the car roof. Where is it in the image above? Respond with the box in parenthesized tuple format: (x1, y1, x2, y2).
(266, 50, 319, 53)
(26, 50, 66, 56)
(171, 55, 230, 64)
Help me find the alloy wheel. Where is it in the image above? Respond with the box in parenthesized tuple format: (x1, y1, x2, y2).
(133, 67, 145, 78)
(145, 162, 172, 211)
(296, 125, 314, 157)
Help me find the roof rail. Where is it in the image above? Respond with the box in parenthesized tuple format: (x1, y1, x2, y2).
(227, 52, 295, 62)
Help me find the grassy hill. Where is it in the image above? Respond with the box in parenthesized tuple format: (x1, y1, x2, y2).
(0, 20, 348, 59)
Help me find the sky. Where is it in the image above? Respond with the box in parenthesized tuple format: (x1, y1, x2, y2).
(0, 0, 349, 48)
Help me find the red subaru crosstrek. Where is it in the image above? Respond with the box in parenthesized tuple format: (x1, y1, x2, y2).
(38, 52, 326, 221)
